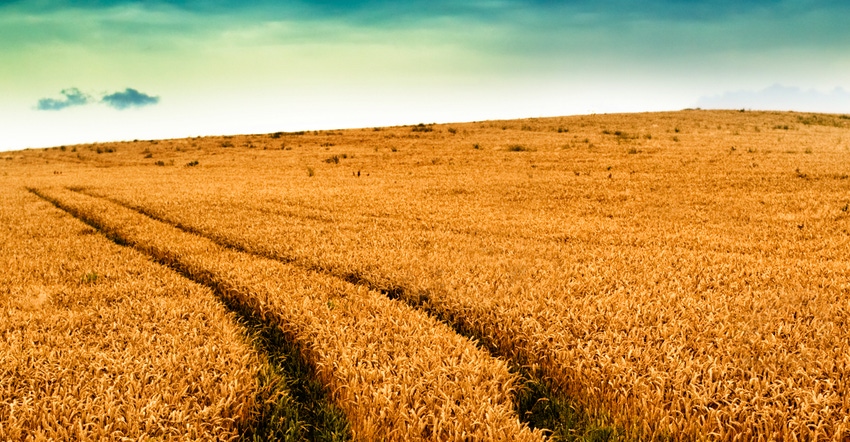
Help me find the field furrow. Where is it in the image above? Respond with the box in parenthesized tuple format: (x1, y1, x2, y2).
(31, 186, 542, 442)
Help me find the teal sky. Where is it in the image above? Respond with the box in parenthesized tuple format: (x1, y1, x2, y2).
(2, 0, 849, 150)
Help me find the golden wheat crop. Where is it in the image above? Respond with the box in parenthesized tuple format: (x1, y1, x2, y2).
(0, 186, 262, 440)
(4, 110, 850, 440)
(30, 186, 542, 441)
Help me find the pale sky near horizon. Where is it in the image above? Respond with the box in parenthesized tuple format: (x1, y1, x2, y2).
(2, 0, 849, 151)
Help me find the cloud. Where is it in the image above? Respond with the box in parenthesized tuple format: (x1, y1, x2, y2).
(101, 88, 159, 109)
(35, 87, 159, 111)
(696, 85, 850, 113)
(36, 88, 90, 110)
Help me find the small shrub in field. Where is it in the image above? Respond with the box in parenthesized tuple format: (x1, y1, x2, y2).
(186, 160, 199, 167)
(627, 148, 639, 154)
(473, 143, 480, 150)
(391, 147, 398, 152)
(324, 156, 340, 164)
(81, 272, 98, 284)
(270, 132, 283, 139)
(306, 167, 315, 177)
(508, 145, 530, 152)
(411, 123, 433, 133)
(155, 161, 166, 166)
(799, 114, 850, 128)
(604, 130, 637, 141)
(447, 128, 457, 134)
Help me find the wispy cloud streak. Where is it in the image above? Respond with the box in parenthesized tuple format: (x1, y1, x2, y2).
(697, 85, 850, 113)
(36, 88, 90, 110)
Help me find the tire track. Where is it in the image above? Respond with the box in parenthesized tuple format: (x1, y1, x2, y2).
(32, 186, 543, 442)
(68, 186, 610, 440)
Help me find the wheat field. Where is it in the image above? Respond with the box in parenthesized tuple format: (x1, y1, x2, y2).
(0, 185, 263, 440)
(2, 110, 849, 440)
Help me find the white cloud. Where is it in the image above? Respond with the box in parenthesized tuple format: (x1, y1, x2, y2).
(696, 84, 850, 113)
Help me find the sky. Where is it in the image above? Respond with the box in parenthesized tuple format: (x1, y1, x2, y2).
(1, 0, 849, 151)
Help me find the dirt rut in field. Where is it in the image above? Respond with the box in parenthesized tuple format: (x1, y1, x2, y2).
(69, 186, 606, 439)
(31, 186, 543, 442)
